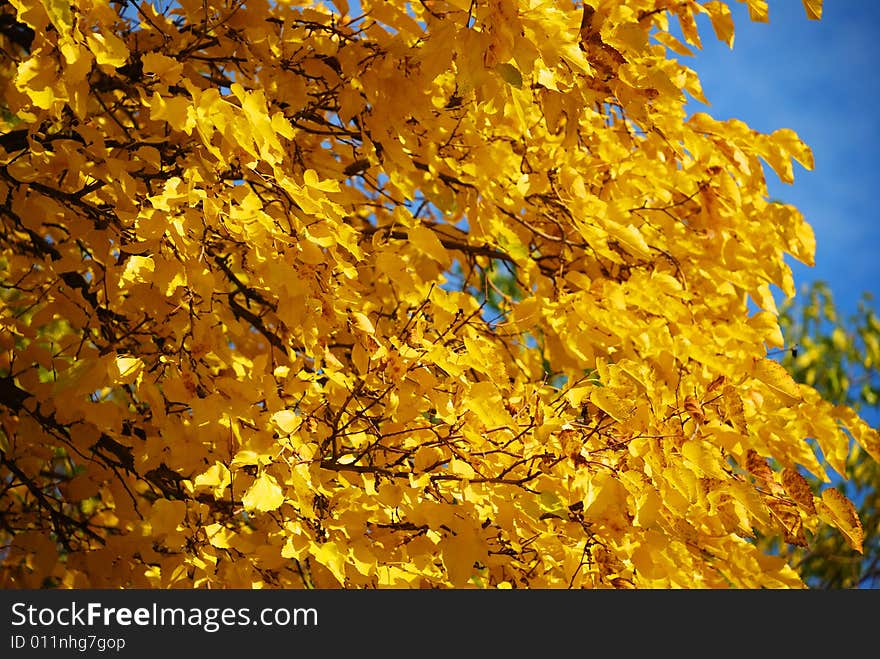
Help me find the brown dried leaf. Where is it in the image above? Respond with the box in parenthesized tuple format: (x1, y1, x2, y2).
(745, 450, 784, 495)
(706, 374, 725, 393)
(745, 449, 773, 482)
(722, 385, 748, 434)
(781, 468, 815, 514)
(684, 395, 705, 424)
(767, 500, 808, 548)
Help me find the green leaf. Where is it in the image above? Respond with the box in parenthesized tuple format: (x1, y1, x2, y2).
(496, 62, 523, 89)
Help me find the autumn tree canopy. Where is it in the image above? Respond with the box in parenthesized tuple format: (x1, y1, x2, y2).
(1, 0, 877, 589)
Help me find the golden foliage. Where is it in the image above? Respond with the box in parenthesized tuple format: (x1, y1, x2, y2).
(1, 0, 872, 589)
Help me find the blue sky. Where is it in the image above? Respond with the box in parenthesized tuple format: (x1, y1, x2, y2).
(675, 2, 879, 318)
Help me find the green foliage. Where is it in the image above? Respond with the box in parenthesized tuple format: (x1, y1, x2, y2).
(780, 282, 880, 407)
(777, 281, 880, 588)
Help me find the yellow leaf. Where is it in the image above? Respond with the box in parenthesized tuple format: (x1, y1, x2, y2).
(241, 472, 285, 512)
(350, 311, 375, 334)
(14, 57, 59, 109)
(676, 7, 702, 48)
(86, 32, 130, 68)
(589, 387, 632, 422)
(120, 254, 155, 286)
(134, 146, 162, 170)
(141, 52, 183, 85)
(349, 540, 377, 577)
(194, 462, 231, 498)
(409, 225, 450, 265)
(728, 481, 772, 528)
(802, 0, 822, 20)
(203, 523, 234, 549)
(149, 499, 186, 535)
(271, 111, 295, 140)
(59, 39, 92, 80)
(149, 93, 194, 133)
(441, 531, 480, 586)
(745, 0, 769, 22)
(606, 220, 651, 260)
(748, 311, 784, 349)
(303, 168, 340, 192)
(817, 488, 863, 553)
(414, 446, 444, 472)
(38, 0, 72, 35)
(377, 482, 404, 507)
(113, 355, 143, 385)
(704, 1, 735, 47)
(653, 31, 695, 57)
(751, 358, 803, 405)
(760, 144, 793, 184)
(789, 213, 815, 267)
(271, 409, 299, 435)
(231, 449, 262, 469)
(833, 404, 880, 463)
(164, 268, 187, 296)
(634, 486, 662, 528)
(53, 355, 110, 398)
(450, 458, 476, 480)
(770, 128, 814, 171)
(312, 541, 347, 585)
(584, 472, 628, 519)
(681, 441, 725, 479)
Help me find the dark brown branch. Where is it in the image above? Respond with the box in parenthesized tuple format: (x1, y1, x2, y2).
(358, 224, 514, 263)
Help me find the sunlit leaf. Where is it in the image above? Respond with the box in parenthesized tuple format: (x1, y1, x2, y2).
(751, 357, 804, 405)
(241, 472, 285, 513)
(802, 0, 823, 20)
(817, 488, 863, 553)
